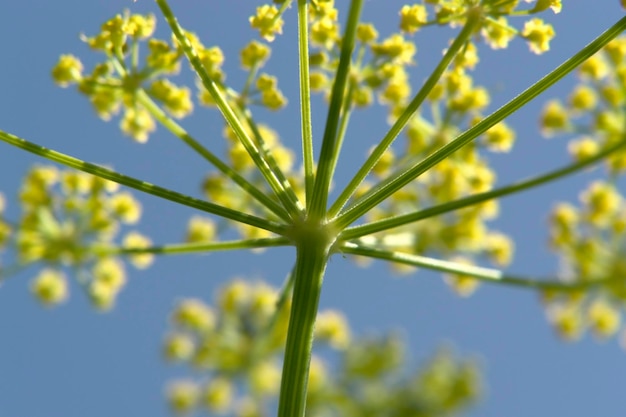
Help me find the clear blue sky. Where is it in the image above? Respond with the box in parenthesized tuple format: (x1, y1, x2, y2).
(1, 1, 625, 417)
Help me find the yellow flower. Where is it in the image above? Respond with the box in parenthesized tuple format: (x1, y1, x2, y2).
(483, 122, 516, 152)
(31, 269, 68, 306)
(482, 17, 515, 50)
(578, 54, 609, 80)
(356, 23, 378, 43)
(120, 107, 156, 143)
(315, 310, 351, 349)
(240, 40, 271, 69)
(249, 5, 284, 42)
(540, 100, 569, 135)
(581, 181, 622, 226)
(185, 216, 217, 243)
(125, 14, 156, 39)
(51, 55, 83, 87)
(588, 300, 621, 338)
(249, 361, 281, 395)
(203, 377, 234, 412)
(163, 333, 196, 362)
(167, 380, 200, 414)
(92, 257, 126, 292)
(568, 137, 599, 161)
(484, 232, 514, 266)
(569, 85, 597, 111)
(311, 16, 339, 49)
(521, 18, 555, 54)
(548, 304, 584, 341)
(110, 191, 142, 224)
(371, 34, 416, 65)
(219, 279, 251, 313)
(172, 299, 216, 332)
(123, 231, 154, 268)
(399, 4, 427, 34)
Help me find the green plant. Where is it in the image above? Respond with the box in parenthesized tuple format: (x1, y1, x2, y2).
(1, 1, 626, 416)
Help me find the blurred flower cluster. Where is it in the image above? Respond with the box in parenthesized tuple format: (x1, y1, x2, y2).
(539, 37, 626, 344)
(164, 279, 481, 417)
(0, 165, 151, 309)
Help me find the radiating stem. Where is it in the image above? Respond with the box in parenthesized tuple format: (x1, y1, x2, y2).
(0, 130, 287, 235)
(340, 242, 621, 292)
(328, 7, 482, 218)
(297, 0, 315, 206)
(309, 0, 363, 220)
(155, 0, 303, 220)
(137, 90, 293, 222)
(340, 135, 626, 240)
(333, 15, 626, 230)
(93, 236, 290, 257)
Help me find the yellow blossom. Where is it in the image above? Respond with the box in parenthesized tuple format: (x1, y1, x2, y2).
(51, 55, 83, 87)
(315, 310, 351, 349)
(31, 269, 68, 306)
(203, 377, 234, 412)
(123, 231, 154, 268)
(249, 5, 284, 42)
(521, 18, 555, 54)
(399, 4, 427, 34)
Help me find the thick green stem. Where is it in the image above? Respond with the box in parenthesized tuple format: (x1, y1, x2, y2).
(278, 227, 333, 417)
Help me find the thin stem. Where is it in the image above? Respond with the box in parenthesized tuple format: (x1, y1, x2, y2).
(328, 79, 356, 186)
(278, 233, 332, 417)
(155, 0, 303, 220)
(297, 0, 315, 207)
(340, 242, 620, 292)
(333, 15, 626, 230)
(340, 135, 626, 240)
(93, 236, 290, 256)
(233, 103, 304, 213)
(328, 8, 482, 218)
(137, 90, 293, 222)
(309, 0, 363, 220)
(0, 130, 287, 235)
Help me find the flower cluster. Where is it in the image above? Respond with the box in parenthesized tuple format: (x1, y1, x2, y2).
(9, 165, 152, 309)
(163, 279, 480, 416)
(543, 180, 626, 343)
(540, 36, 626, 173)
(51, 11, 197, 143)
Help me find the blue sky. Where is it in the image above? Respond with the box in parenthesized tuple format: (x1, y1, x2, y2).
(1, 1, 626, 417)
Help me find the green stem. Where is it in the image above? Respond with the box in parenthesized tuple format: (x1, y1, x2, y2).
(327, 7, 482, 218)
(233, 104, 304, 213)
(155, 0, 303, 220)
(278, 228, 333, 417)
(93, 236, 290, 256)
(340, 242, 620, 292)
(0, 130, 287, 235)
(333, 15, 626, 230)
(328, 79, 356, 187)
(339, 135, 626, 240)
(309, 0, 363, 220)
(137, 90, 293, 222)
(297, 0, 315, 207)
